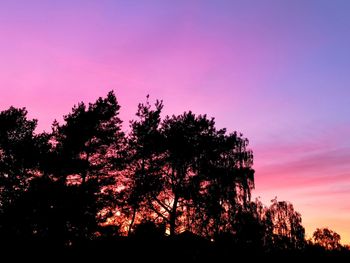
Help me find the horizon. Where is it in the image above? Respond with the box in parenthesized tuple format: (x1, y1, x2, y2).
(0, 0, 349, 244)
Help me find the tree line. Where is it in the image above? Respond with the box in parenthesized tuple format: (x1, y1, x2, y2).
(0, 91, 347, 256)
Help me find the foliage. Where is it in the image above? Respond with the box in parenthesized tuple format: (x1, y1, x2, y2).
(0, 107, 41, 210)
(0, 91, 346, 256)
(313, 228, 341, 250)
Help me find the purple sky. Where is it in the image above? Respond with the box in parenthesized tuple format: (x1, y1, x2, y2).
(0, 0, 349, 243)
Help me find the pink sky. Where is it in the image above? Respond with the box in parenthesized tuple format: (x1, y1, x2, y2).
(0, 1, 349, 243)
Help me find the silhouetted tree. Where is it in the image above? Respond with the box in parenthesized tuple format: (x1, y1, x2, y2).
(233, 200, 265, 249)
(120, 97, 165, 235)
(159, 112, 218, 235)
(124, 107, 254, 236)
(313, 227, 341, 250)
(194, 129, 255, 238)
(1, 92, 336, 260)
(51, 91, 125, 239)
(0, 107, 39, 211)
(265, 199, 305, 250)
(52, 91, 124, 183)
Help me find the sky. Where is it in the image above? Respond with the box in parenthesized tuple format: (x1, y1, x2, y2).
(0, 0, 349, 243)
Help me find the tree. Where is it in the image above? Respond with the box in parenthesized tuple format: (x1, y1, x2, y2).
(233, 200, 266, 249)
(313, 227, 341, 250)
(194, 129, 255, 238)
(2, 92, 326, 257)
(159, 112, 215, 236)
(0, 107, 39, 211)
(53, 91, 124, 184)
(124, 106, 255, 237)
(265, 199, 305, 250)
(48, 91, 125, 239)
(119, 97, 164, 235)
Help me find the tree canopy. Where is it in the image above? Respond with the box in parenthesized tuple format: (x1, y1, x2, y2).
(313, 228, 341, 250)
(0, 91, 348, 259)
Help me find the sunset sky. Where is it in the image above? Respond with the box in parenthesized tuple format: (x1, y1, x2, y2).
(0, 0, 349, 243)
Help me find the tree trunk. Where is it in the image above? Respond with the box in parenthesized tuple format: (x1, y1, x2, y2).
(169, 194, 179, 236)
(81, 152, 90, 186)
(128, 207, 137, 236)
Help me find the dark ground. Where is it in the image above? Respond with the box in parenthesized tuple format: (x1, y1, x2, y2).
(1, 238, 349, 262)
